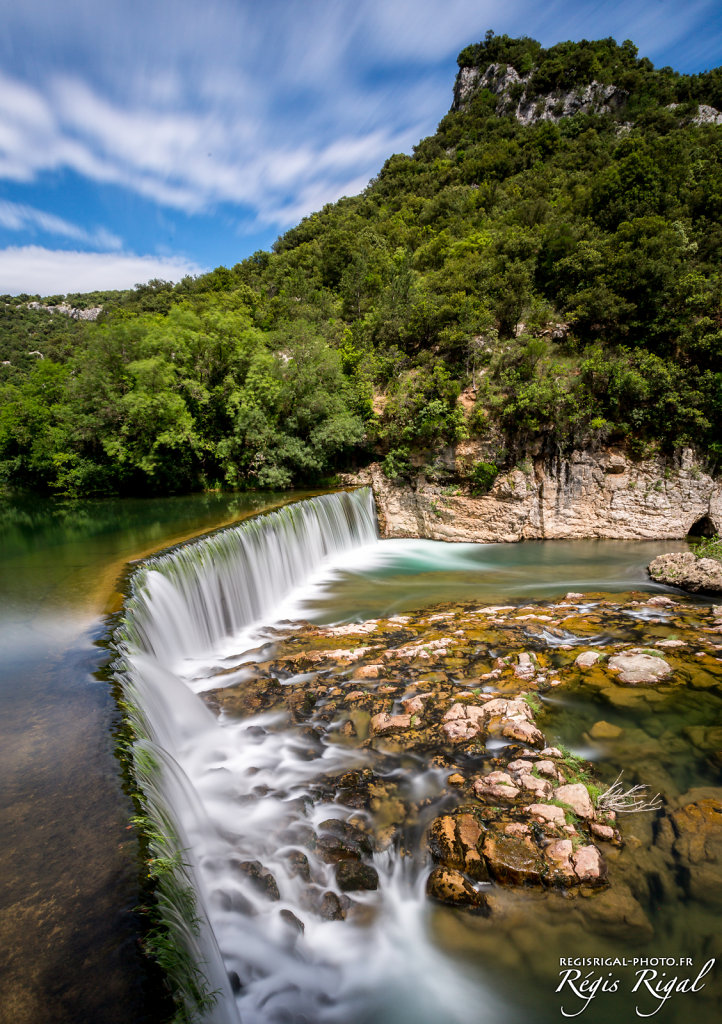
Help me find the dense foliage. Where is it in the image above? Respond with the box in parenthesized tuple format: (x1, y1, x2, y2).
(1, 33, 721, 495)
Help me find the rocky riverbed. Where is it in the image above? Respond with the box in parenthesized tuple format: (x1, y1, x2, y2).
(198, 591, 722, 945)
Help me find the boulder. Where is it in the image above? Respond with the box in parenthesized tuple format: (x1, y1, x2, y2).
(519, 773, 553, 800)
(319, 891, 346, 920)
(501, 718, 545, 747)
(482, 831, 545, 885)
(426, 867, 490, 913)
(607, 651, 672, 685)
(555, 783, 595, 819)
(317, 819, 373, 858)
(370, 712, 412, 734)
(535, 759, 564, 780)
(427, 814, 487, 880)
(572, 845, 607, 885)
(442, 703, 486, 741)
(591, 823, 616, 842)
(648, 552, 722, 594)
(544, 839, 576, 886)
(514, 652, 536, 679)
(474, 773, 520, 802)
(526, 803, 566, 826)
(335, 861, 379, 892)
(232, 860, 280, 900)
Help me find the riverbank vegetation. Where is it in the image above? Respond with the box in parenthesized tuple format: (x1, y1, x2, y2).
(1, 34, 721, 496)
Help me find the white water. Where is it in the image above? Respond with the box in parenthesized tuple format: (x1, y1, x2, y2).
(116, 490, 498, 1024)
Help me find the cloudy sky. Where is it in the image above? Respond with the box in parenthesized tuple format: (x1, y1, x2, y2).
(1, 0, 721, 295)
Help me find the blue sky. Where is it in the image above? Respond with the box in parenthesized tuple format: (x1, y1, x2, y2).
(0, 0, 721, 295)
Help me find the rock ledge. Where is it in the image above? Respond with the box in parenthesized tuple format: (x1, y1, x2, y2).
(648, 552, 722, 594)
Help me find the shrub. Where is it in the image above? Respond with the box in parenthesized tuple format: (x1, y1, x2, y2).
(468, 460, 499, 495)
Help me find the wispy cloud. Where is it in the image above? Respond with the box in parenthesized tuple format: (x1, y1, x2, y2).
(0, 246, 205, 295)
(0, 68, 425, 224)
(0, 200, 121, 249)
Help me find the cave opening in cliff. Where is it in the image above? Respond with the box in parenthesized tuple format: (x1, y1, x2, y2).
(687, 514, 716, 538)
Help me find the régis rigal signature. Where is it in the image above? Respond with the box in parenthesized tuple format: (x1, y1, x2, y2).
(556, 958, 716, 1017)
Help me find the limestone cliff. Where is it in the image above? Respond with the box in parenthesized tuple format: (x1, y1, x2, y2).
(453, 62, 626, 124)
(343, 448, 721, 543)
(452, 62, 722, 128)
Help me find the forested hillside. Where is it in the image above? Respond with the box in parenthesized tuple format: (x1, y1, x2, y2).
(2, 33, 721, 496)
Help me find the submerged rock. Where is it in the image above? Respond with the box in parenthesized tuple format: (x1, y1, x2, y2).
(589, 720, 623, 740)
(665, 797, 722, 906)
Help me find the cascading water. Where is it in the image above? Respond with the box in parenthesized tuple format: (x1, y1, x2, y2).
(114, 489, 496, 1024)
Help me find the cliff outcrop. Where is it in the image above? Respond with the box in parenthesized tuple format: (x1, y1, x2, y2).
(343, 448, 721, 543)
(453, 62, 626, 123)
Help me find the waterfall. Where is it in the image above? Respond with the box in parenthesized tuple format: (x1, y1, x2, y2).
(114, 487, 493, 1024)
(123, 487, 378, 667)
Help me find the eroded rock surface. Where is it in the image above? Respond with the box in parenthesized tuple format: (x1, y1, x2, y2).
(649, 552, 722, 594)
(341, 448, 721, 543)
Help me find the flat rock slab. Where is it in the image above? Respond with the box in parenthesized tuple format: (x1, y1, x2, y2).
(607, 652, 672, 685)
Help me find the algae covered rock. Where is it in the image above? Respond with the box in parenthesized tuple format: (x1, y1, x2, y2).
(426, 867, 490, 913)
(335, 861, 379, 892)
(427, 813, 488, 881)
(481, 830, 546, 886)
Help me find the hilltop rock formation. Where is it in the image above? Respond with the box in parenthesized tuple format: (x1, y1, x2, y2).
(453, 62, 626, 123)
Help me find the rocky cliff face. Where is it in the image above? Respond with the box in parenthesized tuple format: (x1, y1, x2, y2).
(343, 448, 722, 543)
(453, 62, 626, 124)
(27, 301, 102, 321)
